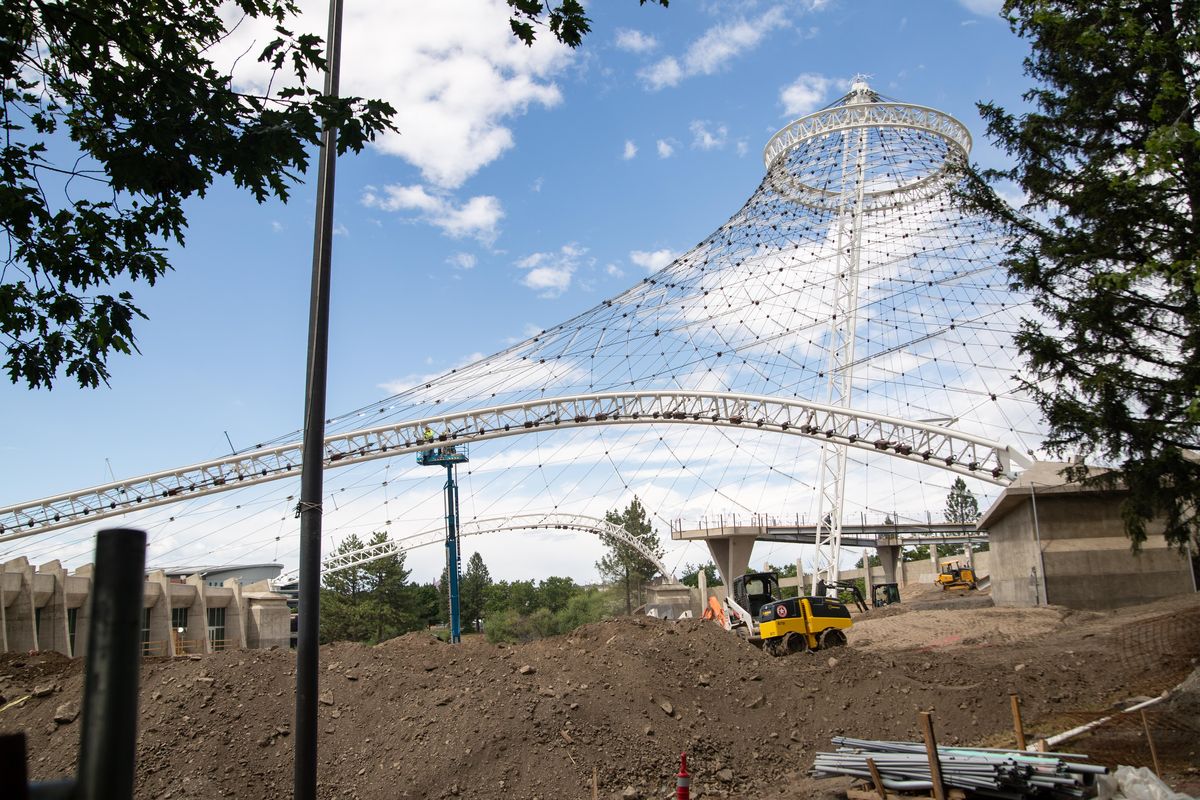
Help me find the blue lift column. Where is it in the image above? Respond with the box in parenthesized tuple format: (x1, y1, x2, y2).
(418, 440, 469, 643)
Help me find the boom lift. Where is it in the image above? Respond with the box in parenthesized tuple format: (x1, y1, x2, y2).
(706, 572, 852, 657)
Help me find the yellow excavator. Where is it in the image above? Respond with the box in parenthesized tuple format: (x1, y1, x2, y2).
(703, 572, 852, 657)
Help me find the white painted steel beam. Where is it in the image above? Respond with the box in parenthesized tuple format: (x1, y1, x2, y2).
(0, 390, 1033, 541)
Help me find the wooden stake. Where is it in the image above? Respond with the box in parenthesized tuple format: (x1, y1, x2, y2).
(1141, 710, 1161, 777)
(919, 711, 947, 800)
(1009, 692, 1027, 750)
(866, 757, 886, 800)
(592, 766, 599, 800)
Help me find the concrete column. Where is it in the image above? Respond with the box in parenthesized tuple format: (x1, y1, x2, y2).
(863, 551, 873, 596)
(877, 544, 901, 585)
(186, 574, 212, 653)
(72, 564, 95, 657)
(2, 558, 37, 652)
(705, 536, 756, 587)
(148, 570, 177, 656)
(35, 561, 70, 656)
(795, 558, 807, 596)
(697, 568, 708, 611)
(225, 579, 248, 649)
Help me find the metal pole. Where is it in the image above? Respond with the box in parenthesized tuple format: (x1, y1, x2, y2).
(446, 463, 462, 642)
(76, 528, 146, 800)
(295, 0, 344, 796)
(1028, 484, 1048, 605)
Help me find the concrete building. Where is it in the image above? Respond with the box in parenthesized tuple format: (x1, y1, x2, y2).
(978, 461, 1197, 609)
(1, 558, 291, 658)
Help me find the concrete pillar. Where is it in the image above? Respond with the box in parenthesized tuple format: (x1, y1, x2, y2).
(863, 550, 873, 595)
(705, 537, 756, 587)
(148, 570, 177, 657)
(225, 579, 248, 649)
(697, 568, 708, 610)
(795, 558, 806, 596)
(877, 544, 901, 585)
(3, 558, 37, 652)
(35, 561, 70, 656)
(72, 564, 94, 657)
(186, 574, 212, 653)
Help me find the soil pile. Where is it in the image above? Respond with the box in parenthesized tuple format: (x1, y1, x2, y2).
(3, 596, 1198, 800)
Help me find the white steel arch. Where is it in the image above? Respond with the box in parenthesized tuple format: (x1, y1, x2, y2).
(0, 389, 1033, 542)
(272, 513, 674, 588)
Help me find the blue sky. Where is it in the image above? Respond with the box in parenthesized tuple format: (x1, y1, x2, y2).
(2, 0, 1034, 583)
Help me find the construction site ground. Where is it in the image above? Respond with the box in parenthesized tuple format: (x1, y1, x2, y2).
(3, 587, 1199, 800)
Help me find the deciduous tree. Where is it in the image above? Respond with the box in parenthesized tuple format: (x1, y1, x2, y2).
(3, 0, 668, 388)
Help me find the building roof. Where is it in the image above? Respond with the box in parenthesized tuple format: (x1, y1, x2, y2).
(977, 461, 1118, 529)
(155, 563, 283, 578)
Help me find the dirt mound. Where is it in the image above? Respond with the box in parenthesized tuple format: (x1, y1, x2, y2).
(4, 598, 1199, 799)
(848, 605, 1080, 651)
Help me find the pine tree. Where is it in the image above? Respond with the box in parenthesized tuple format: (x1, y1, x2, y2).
(960, 0, 1199, 549)
(459, 552, 492, 633)
(597, 497, 664, 615)
(944, 477, 981, 525)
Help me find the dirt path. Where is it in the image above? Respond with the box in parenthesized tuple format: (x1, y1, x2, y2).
(3, 594, 1198, 799)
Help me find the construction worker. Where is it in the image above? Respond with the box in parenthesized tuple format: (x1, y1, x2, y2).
(423, 425, 434, 442)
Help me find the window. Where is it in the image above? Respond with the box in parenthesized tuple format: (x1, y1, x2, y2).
(207, 607, 226, 651)
(67, 608, 78, 656)
(171, 606, 188, 631)
(34, 607, 42, 641)
(142, 608, 151, 656)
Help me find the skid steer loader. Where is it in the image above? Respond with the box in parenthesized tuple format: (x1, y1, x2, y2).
(705, 571, 852, 657)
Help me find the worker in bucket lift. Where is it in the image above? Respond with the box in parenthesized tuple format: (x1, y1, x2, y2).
(423, 425, 435, 442)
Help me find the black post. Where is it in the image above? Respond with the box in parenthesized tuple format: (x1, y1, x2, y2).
(294, 0, 344, 797)
(76, 528, 146, 800)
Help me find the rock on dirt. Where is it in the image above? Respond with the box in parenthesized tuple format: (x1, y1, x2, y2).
(2, 596, 1198, 800)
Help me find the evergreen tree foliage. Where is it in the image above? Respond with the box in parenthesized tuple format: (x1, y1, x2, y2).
(944, 477, 982, 525)
(680, 562, 721, 588)
(319, 531, 423, 643)
(459, 552, 492, 633)
(960, 0, 1199, 549)
(596, 497, 665, 614)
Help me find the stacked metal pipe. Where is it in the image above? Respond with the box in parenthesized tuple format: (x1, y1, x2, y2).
(811, 737, 1107, 799)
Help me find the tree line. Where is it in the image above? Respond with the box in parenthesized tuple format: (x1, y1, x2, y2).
(320, 497, 666, 645)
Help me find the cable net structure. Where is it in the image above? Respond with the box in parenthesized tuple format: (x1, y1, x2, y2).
(2, 81, 1043, 582)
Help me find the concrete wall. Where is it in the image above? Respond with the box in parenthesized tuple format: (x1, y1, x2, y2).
(980, 463, 1196, 610)
(0, 557, 291, 657)
(244, 594, 290, 649)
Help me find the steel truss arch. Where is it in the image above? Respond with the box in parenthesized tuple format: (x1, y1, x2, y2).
(273, 513, 673, 588)
(0, 390, 1033, 542)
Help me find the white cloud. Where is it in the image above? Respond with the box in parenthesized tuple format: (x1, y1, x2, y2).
(531, 177, 544, 192)
(605, 263, 625, 278)
(270, 221, 283, 233)
(447, 252, 477, 270)
(779, 73, 836, 117)
(958, 0, 1003, 15)
(516, 244, 587, 297)
(630, 248, 677, 272)
(622, 140, 638, 160)
(614, 29, 658, 53)
(378, 351, 487, 395)
(333, 222, 349, 237)
(214, 0, 571, 189)
(656, 139, 675, 159)
(690, 120, 728, 151)
(736, 140, 749, 157)
(640, 7, 788, 90)
(362, 184, 503, 243)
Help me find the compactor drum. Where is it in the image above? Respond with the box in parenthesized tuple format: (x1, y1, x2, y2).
(714, 572, 854, 657)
